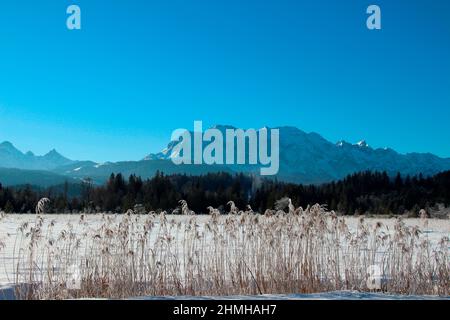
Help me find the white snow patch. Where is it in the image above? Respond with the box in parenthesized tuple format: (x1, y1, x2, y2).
(355, 140, 369, 148)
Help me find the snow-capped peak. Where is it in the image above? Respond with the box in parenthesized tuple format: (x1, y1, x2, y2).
(355, 140, 369, 148)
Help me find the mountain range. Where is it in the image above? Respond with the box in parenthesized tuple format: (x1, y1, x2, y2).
(1, 126, 450, 187)
(0, 141, 74, 170)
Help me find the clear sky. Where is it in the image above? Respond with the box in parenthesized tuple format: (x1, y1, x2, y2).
(0, 0, 449, 162)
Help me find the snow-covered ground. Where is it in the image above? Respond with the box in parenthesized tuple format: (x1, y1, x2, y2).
(0, 285, 448, 300)
(133, 291, 450, 300)
(0, 214, 449, 300)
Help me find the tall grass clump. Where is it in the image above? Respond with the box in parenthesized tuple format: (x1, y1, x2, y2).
(3, 202, 449, 299)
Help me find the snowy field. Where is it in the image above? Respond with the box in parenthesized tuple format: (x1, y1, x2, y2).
(0, 213, 449, 300)
(0, 286, 449, 300)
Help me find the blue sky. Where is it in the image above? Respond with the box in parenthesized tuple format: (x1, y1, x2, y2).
(0, 0, 449, 162)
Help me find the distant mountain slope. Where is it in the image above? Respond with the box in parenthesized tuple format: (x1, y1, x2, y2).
(0, 168, 77, 187)
(53, 160, 235, 184)
(274, 127, 450, 183)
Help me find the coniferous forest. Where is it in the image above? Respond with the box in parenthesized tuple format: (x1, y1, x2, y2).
(0, 170, 449, 215)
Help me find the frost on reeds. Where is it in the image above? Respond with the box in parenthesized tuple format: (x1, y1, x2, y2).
(5, 203, 449, 299)
(35, 198, 50, 215)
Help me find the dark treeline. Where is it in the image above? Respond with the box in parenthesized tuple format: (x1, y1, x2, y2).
(1, 170, 449, 215)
